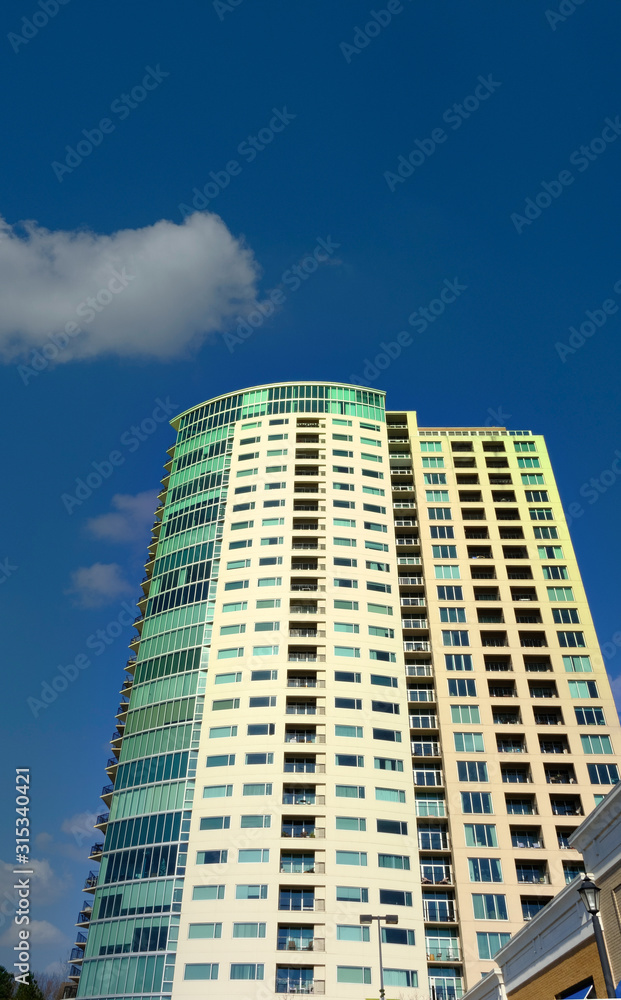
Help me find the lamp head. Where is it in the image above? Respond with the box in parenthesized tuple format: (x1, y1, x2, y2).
(359, 915, 373, 924)
(577, 875, 601, 915)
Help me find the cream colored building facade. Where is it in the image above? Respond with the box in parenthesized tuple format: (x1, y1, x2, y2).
(72, 383, 621, 1000)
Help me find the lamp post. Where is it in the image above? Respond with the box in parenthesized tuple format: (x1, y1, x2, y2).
(577, 875, 616, 998)
(360, 914, 398, 1000)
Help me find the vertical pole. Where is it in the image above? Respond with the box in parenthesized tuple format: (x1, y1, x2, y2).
(592, 911, 616, 998)
(377, 917, 386, 1000)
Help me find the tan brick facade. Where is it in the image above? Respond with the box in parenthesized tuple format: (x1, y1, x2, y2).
(507, 938, 606, 1000)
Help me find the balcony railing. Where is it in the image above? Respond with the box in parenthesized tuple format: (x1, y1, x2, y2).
(83, 872, 98, 890)
(404, 641, 431, 651)
(423, 902, 456, 922)
(290, 606, 320, 614)
(402, 619, 428, 629)
(399, 576, 423, 585)
(427, 948, 461, 962)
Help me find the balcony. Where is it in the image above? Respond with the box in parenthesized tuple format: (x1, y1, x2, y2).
(94, 812, 109, 828)
(516, 868, 550, 885)
(410, 713, 438, 729)
(404, 641, 431, 652)
(423, 901, 456, 922)
(83, 872, 98, 892)
(412, 741, 441, 757)
(291, 584, 321, 592)
(76, 910, 92, 927)
(401, 596, 426, 606)
(291, 562, 320, 572)
(290, 605, 321, 614)
(88, 843, 104, 860)
(402, 619, 428, 629)
(421, 864, 453, 885)
(289, 628, 324, 639)
(396, 537, 419, 546)
(399, 576, 423, 585)
(285, 730, 323, 744)
(286, 703, 320, 715)
(407, 663, 433, 677)
(288, 653, 321, 662)
(281, 823, 321, 838)
(427, 947, 461, 962)
(283, 789, 323, 806)
(287, 677, 322, 688)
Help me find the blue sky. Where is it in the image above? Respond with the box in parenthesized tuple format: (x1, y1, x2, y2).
(1, 0, 620, 977)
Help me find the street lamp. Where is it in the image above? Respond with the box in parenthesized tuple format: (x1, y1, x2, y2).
(360, 914, 398, 1000)
(577, 875, 616, 998)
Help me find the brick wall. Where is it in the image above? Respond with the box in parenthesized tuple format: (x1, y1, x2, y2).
(507, 939, 607, 1000)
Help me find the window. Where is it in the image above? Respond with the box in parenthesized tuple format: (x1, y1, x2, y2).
(449, 708, 481, 724)
(373, 728, 402, 742)
(197, 849, 228, 864)
(526, 490, 549, 501)
(465, 824, 498, 847)
(431, 525, 455, 538)
(335, 600, 359, 612)
(243, 783, 272, 796)
(534, 526, 558, 539)
(223, 600, 247, 613)
(426, 490, 450, 501)
(382, 927, 416, 946)
(232, 922, 266, 939)
(378, 853, 410, 870)
(574, 707, 605, 725)
(437, 585, 463, 600)
(334, 622, 359, 634)
(473, 894, 508, 920)
(587, 763, 619, 784)
(569, 680, 598, 698)
(377, 818, 408, 835)
(335, 724, 363, 738)
(336, 816, 366, 831)
(184, 964, 218, 980)
(215, 670, 242, 683)
(235, 884, 267, 899)
(334, 518, 356, 527)
(558, 631, 586, 648)
(224, 579, 249, 591)
(442, 630, 470, 646)
(336, 784, 365, 799)
(335, 697, 362, 710)
(230, 964, 264, 980)
(514, 441, 536, 452)
(461, 792, 493, 814)
(334, 577, 358, 589)
(238, 849, 269, 863)
(457, 761, 489, 782)
(209, 725, 238, 739)
(251, 669, 277, 681)
(375, 787, 406, 803)
(336, 886, 368, 902)
(433, 544, 457, 558)
(383, 970, 419, 988)
(247, 724, 275, 736)
(422, 441, 443, 452)
(336, 968, 372, 985)
(529, 507, 553, 520)
(206, 754, 236, 768)
(203, 784, 233, 799)
(336, 925, 370, 942)
(423, 456, 445, 468)
(374, 757, 403, 772)
(445, 654, 473, 671)
(428, 507, 452, 520)
(334, 670, 361, 684)
(257, 576, 282, 587)
(241, 814, 271, 828)
(336, 850, 367, 866)
(379, 889, 412, 907)
(477, 932, 511, 960)
(371, 673, 398, 688)
(199, 816, 230, 831)
(255, 620, 279, 631)
(448, 679, 477, 697)
(435, 565, 461, 579)
(245, 752, 274, 765)
(335, 753, 364, 767)
(192, 885, 224, 900)
(454, 732, 484, 752)
(468, 858, 503, 882)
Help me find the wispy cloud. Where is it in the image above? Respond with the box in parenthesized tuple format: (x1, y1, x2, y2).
(86, 490, 158, 543)
(0, 212, 260, 363)
(65, 562, 132, 608)
(0, 858, 69, 906)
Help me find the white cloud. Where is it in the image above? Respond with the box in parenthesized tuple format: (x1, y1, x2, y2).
(86, 490, 158, 543)
(0, 212, 260, 363)
(0, 859, 69, 906)
(66, 562, 132, 607)
(60, 812, 99, 848)
(0, 921, 68, 948)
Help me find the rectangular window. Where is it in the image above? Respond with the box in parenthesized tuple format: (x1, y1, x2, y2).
(529, 507, 553, 520)
(257, 576, 282, 587)
(558, 631, 586, 648)
(197, 849, 228, 864)
(378, 853, 410, 870)
(587, 763, 619, 785)
(336, 886, 369, 902)
(238, 849, 269, 863)
(450, 704, 481, 724)
(335, 784, 365, 799)
(334, 622, 359, 634)
(335, 646, 361, 658)
(242, 783, 272, 796)
(192, 885, 225, 900)
(445, 654, 473, 671)
(334, 577, 358, 589)
(477, 932, 511, 960)
(209, 725, 238, 739)
(464, 823, 498, 847)
(428, 507, 452, 520)
(245, 752, 273, 765)
(548, 587, 574, 601)
(457, 761, 489, 782)
(522, 474, 545, 485)
(543, 565, 569, 580)
(336, 967, 372, 985)
(232, 922, 266, 939)
(448, 678, 477, 696)
(226, 559, 251, 570)
(215, 670, 242, 684)
(252, 644, 279, 656)
(569, 680, 599, 698)
(375, 787, 406, 803)
(581, 735, 613, 754)
(442, 630, 470, 646)
(437, 586, 463, 600)
(336, 850, 367, 866)
(430, 525, 455, 539)
(367, 580, 391, 593)
(574, 707, 605, 725)
(335, 724, 363, 738)
(514, 441, 536, 452)
(421, 441, 443, 452)
(435, 565, 461, 579)
(371, 673, 398, 687)
(230, 963, 264, 980)
(454, 732, 485, 752)
(205, 754, 236, 768)
(188, 923, 222, 938)
(335, 753, 364, 767)
(336, 816, 366, 831)
(235, 884, 267, 899)
(203, 784, 233, 798)
(472, 894, 508, 920)
(199, 816, 230, 831)
(251, 669, 277, 681)
(538, 545, 564, 559)
(335, 697, 362, 710)
(240, 814, 271, 828)
(426, 490, 450, 501)
(526, 490, 549, 501)
(336, 925, 370, 942)
(468, 857, 503, 882)
(381, 927, 415, 946)
(534, 526, 558, 539)
(440, 607, 467, 623)
(223, 601, 247, 613)
(373, 728, 402, 742)
(184, 964, 218, 981)
(379, 889, 412, 907)
(374, 757, 404, 772)
(422, 456, 445, 468)
(224, 580, 249, 591)
(377, 818, 408, 835)
(461, 792, 493, 814)
(383, 970, 418, 988)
